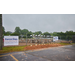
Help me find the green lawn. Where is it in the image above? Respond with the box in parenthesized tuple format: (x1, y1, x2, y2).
(0, 46, 26, 54)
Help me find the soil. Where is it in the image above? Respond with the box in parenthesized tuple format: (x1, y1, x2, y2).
(24, 43, 62, 50)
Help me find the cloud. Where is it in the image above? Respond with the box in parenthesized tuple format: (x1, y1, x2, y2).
(2, 14, 75, 33)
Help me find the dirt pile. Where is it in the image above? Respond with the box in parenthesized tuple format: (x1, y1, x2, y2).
(24, 43, 62, 50)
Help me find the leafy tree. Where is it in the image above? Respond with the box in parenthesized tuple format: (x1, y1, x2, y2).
(52, 32, 57, 36)
(34, 31, 42, 36)
(11, 32, 20, 36)
(21, 29, 29, 35)
(50, 33, 53, 36)
(2, 26, 5, 35)
(2, 26, 75, 40)
(15, 27, 21, 34)
(5, 31, 12, 35)
(43, 32, 51, 38)
(11, 32, 21, 38)
(27, 31, 32, 38)
(34, 32, 39, 36)
(66, 31, 74, 35)
(38, 31, 42, 34)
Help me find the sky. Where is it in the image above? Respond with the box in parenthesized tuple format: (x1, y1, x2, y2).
(2, 14, 75, 33)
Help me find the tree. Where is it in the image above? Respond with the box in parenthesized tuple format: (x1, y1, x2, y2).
(65, 31, 74, 40)
(15, 27, 21, 34)
(2, 26, 5, 35)
(34, 32, 39, 36)
(52, 32, 60, 36)
(34, 31, 42, 36)
(5, 31, 12, 35)
(21, 29, 29, 35)
(50, 33, 53, 36)
(27, 31, 32, 38)
(66, 31, 74, 35)
(11, 32, 20, 36)
(43, 32, 51, 38)
(38, 31, 42, 34)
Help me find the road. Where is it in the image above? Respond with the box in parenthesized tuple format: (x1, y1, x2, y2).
(0, 45, 75, 61)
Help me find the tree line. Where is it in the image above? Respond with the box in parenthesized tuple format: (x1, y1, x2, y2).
(2, 26, 75, 40)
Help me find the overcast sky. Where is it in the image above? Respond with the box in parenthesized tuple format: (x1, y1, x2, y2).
(2, 14, 75, 33)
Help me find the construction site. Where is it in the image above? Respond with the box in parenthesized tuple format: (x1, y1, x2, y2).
(0, 14, 75, 61)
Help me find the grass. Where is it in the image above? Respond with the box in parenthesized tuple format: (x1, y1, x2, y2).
(59, 43, 75, 45)
(0, 46, 26, 54)
(0, 43, 75, 54)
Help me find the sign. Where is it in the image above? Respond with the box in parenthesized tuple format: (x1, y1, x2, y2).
(4, 36, 19, 46)
(53, 36, 58, 42)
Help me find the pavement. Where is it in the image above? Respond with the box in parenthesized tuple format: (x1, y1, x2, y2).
(0, 45, 75, 61)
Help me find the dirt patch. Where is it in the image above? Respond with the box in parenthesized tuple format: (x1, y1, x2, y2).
(24, 43, 62, 50)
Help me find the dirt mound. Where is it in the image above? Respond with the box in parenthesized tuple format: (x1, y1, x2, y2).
(24, 43, 62, 50)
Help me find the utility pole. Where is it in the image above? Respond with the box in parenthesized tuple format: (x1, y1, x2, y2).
(0, 14, 3, 50)
(26, 33, 27, 45)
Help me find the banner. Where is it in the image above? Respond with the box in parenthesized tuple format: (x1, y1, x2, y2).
(53, 36, 58, 42)
(4, 36, 19, 46)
